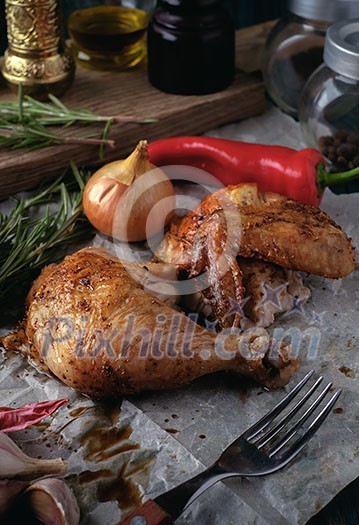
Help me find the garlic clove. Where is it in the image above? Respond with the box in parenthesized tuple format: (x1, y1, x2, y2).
(0, 432, 66, 480)
(0, 479, 28, 516)
(24, 478, 80, 525)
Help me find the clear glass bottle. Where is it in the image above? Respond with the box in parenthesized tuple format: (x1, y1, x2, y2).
(67, 0, 157, 71)
(147, 0, 235, 95)
(262, 0, 359, 118)
(299, 20, 359, 172)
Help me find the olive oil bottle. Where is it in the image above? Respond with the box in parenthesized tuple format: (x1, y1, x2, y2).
(68, 5, 151, 71)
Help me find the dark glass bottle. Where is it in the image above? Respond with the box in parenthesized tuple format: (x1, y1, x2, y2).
(147, 0, 235, 95)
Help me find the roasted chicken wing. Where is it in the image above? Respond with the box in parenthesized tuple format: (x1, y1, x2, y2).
(158, 183, 355, 277)
(155, 183, 356, 328)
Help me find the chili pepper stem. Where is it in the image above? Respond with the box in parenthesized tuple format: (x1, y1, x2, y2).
(317, 162, 359, 194)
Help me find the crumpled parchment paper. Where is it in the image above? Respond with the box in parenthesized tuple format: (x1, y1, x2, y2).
(0, 106, 358, 525)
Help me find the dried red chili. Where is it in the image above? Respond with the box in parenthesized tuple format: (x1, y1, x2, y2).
(148, 136, 359, 206)
(0, 398, 69, 433)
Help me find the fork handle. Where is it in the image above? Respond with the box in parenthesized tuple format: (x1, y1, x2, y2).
(155, 463, 225, 519)
(117, 464, 225, 524)
(116, 500, 173, 525)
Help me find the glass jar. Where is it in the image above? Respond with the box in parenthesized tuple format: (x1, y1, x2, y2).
(67, 0, 157, 71)
(147, 0, 235, 95)
(299, 20, 359, 172)
(262, 0, 359, 118)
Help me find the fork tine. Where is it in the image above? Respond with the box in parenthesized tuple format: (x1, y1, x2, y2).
(254, 376, 324, 449)
(270, 390, 342, 466)
(268, 382, 333, 457)
(243, 370, 314, 441)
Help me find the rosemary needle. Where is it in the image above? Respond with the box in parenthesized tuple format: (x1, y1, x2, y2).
(0, 164, 94, 307)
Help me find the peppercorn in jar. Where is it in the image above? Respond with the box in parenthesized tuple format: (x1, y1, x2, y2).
(299, 20, 359, 173)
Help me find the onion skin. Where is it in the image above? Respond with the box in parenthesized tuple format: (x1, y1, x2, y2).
(82, 140, 176, 242)
(83, 175, 127, 238)
(112, 172, 176, 242)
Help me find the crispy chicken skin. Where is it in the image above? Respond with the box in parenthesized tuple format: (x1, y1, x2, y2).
(1, 249, 298, 398)
(157, 183, 356, 278)
(155, 183, 355, 328)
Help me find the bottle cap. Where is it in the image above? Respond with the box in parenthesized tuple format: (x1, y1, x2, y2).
(324, 19, 359, 80)
(289, 0, 359, 22)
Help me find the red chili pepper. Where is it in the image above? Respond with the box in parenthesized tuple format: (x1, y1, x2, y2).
(148, 136, 359, 206)
(0, 398, 69, 433)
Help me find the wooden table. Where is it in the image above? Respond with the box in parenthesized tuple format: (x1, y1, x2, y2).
(0, 21, 275, 199)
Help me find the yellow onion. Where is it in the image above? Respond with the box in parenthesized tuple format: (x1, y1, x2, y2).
(83, 140, 176, 242)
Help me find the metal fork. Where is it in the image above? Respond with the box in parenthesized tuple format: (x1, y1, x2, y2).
(118, 371, 341, 525)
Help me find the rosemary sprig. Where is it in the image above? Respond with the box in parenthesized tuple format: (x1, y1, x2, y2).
(0, 163, 94, 307)
(0, 118, 116, 151)
(0, 85, 156, 153)
(0, 92, 156, 127)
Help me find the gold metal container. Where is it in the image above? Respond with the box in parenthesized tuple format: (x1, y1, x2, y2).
(2, 0, 75, 99)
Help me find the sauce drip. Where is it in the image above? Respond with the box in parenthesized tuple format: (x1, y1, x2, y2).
(80, 424, 139, 462)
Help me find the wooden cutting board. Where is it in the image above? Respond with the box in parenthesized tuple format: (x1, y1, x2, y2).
(0, 21, 274, 199)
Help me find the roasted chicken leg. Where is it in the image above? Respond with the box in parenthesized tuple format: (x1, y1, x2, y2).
(1, 249, 298, 398)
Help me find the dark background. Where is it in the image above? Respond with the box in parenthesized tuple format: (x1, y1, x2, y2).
(0, 0, 287, 55)
(224, 0, 287, 27)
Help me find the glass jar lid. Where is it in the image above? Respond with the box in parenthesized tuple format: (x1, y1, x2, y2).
(289, 0, 359, 22)
(324, 19, 359, 80)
